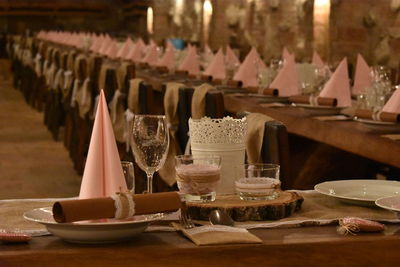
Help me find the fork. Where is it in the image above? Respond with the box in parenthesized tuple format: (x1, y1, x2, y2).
(179, 202, 195, 229)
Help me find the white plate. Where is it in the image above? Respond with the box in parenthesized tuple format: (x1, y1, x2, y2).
(375, 196, 400, 218)
(293, 103, 342, 115)
(24, 207, 165, 244)
(314, 180, 400, 206)
(355, 118, 400, 132)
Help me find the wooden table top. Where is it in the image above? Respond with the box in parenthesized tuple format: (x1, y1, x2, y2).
(223, 95, 400, 168)
(2, 225, 400, 266)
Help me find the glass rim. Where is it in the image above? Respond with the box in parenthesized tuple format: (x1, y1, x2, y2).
(243, 163, 280, 169)
(175, 155, 221, 160)
(134, 115, 166, 119)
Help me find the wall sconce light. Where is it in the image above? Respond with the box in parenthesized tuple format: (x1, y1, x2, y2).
(203, 0, 213, 45)
(313, 0, 330, 59)
(147, 7, 154, 35)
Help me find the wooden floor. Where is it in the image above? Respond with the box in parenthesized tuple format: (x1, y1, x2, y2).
(0, 70, 81, 199)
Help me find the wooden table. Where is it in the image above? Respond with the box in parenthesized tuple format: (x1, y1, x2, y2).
(2, 225, 400, 266)
(224, 95, 400, 168)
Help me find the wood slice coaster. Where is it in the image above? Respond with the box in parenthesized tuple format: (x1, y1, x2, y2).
(187, 191, 303, 221)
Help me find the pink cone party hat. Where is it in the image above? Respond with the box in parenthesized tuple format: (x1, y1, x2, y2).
(352, 53, 372, 95)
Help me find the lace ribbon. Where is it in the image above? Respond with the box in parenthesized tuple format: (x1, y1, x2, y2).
(110, 192, 135, 219)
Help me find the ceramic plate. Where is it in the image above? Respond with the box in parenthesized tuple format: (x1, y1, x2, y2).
(24, 207, 165, 244)
(293, 103, 342, 115)
(354, 118, 400, 132)
(375, 196, 400, 218)
(314, 180, 400, 206)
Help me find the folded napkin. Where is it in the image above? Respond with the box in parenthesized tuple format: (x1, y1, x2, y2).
(246, 86, 278, 96)
(53, 192, 182, 223)
(282, 47, 293, 62)
(312, 51, 325, 69)
(98, 37, 112, 56)
(79, 90, 127, 199)
(289, 95, 337, 107)
(128, 38, 147, 63)
(158, 82, 185, 186)
(233, 47, 266, 88)
(269, 52, 300, 97)
(142, 43, 158, 66)
(355, 109, 400, 123)
(105, 41, 119, 59)
(246, 113, 275, 164)
(117, 37, 134, 59)
(172, 223, 262, 246)
(352, 53, 372, 95)
(157, 46, 175, 71)
(179, 46, 200, 76)
(191, 83, 214, 119)
(319, 57, 352, 107)
(225, 45, 240, 67)
(203, 47, 226, 80)
(382, 88, 400, 113)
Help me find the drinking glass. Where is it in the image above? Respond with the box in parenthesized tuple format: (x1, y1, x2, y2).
(130, 115, 169, 194)
(175, 155, 221, 202)
(235, 164, 281, 201)
(121, 161, 135, 193)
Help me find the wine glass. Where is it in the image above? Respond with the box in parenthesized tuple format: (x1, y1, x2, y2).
(130, 115, 169, 194)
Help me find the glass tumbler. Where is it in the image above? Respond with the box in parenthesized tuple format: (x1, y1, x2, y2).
(121, 161, 135, 193)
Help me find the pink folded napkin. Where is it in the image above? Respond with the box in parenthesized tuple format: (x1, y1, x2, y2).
(319, 57, 352, 107)
(117, 37, 134, 59)
(352, 53, 372, 95)
(312, 51, 325, 69)
(136, 38, 147, 52)
(158, 46, 175, 70)
(179, 46, 200, 76)
(282, 47, 293, 62)
(225, 45, 240, 67)
(79, 90, 127, 199)
(105, 41, 119, 59)
(204, 48, 226, 80)
(233, 47, 266, 87)
(270, 51, 300, 97)
(98, 37, 112, 55)
(382, 88, 400, 113)
(90, 36, 103, 53)
(142, 43, 159, 66)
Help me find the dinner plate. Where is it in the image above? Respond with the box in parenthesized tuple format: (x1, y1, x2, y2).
(293, 103, 342, 115)
(354, 118, 400, 132)
(314, 180, 400, 206)
(375, 196, 400, 218)
(24, 207, 166, 244)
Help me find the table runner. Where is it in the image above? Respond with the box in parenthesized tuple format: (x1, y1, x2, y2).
(1, 191, 399, 236)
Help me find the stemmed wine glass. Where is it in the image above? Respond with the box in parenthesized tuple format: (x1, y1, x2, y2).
(130, 115, 169, 194)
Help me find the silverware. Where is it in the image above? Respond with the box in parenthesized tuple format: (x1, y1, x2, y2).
(209, 210, 235, 226)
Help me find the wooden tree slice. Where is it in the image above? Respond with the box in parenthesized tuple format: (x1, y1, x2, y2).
(187, 191, 303, 221)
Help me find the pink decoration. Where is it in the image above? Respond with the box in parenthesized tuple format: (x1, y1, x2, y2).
(312, 51, 325, 69)
(225, 45, 240, 67)
(142, 43, 159, 66)
(157, 46, 175, 70)
(204, 48, 226, 80)
(105, 41, 119, 59)
(352, 54, 372, 95)
(233, 47, 266, 87)
(282, 47, 293, 62)
(98, 37, 112, 55)
(270, 52, 300, 97)
(382, 88, 400, 113)
(117, 37, 134, 59)
(319, 58, 352, 107)
(79, 90, 127, 199)
(179, 46, 200, 75)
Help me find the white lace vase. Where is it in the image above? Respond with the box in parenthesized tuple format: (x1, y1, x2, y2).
(189, 117, 247, 195)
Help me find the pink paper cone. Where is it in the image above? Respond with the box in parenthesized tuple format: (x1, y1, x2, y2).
(352, 53, 372, 95)
(233, 47, 266, 87)
(204, 48, 226, 80)
(158, 47, 175, 70)
(79, 90, 127, 199)
(225, 45, 240, 67)
(283, 47, 293, 62)
(319, 58, 352, 107)
(105, 41, 119, 59)
(179, 46, 200, 75)
(382, 89, 400, 113)
(270, 53, 300, 97)
(117, 37, 134, 59)
(312, 51, 325, 69)
(142, 44, 159, 66)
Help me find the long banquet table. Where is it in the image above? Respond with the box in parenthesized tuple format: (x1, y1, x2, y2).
(1, 224, 400, 266)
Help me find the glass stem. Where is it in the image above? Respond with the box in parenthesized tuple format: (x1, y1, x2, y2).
(146, 172, 154, 194)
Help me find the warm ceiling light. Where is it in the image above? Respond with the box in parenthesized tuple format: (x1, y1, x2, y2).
(147, 7, 154, 34)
